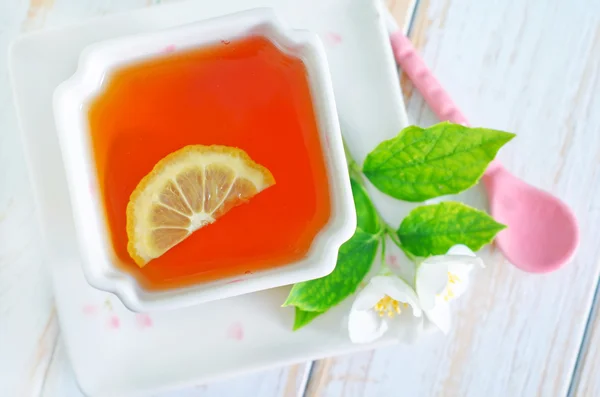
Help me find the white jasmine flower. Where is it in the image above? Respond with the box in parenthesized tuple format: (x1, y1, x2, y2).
(348, 275, 422, 343)
(416, 245, 483, 333)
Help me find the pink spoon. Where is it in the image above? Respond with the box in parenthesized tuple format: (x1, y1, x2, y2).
(383, 11, 579, 273)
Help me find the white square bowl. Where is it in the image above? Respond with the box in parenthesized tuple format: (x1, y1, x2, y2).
(52, 7, 356, 312)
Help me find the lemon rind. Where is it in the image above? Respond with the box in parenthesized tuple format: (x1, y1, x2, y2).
(126, 145, 275, 266)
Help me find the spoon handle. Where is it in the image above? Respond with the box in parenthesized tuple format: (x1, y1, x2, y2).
(389, 31, 469, 125)
(388, 30, 502, 173)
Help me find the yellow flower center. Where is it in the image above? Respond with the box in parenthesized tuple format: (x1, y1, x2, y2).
(441, 272, 461, 302)
(448, 272, 461, 284)
(374, 295, 408, 318)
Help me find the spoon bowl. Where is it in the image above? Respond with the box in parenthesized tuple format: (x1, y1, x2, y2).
(483, 163, 579, 272)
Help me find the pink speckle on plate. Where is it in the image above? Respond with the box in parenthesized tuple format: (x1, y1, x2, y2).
(227, 322, 244, 341)
(326, 32, 343, 45)
(135, 313, 153, 329)
(220, 39, 231, 45)
(82, 304, 98, 315)
(387, 255, 398, 266)
(387, 254, 403, 271)
(163, 44, 176, 53)
(108, 315, 120, 329)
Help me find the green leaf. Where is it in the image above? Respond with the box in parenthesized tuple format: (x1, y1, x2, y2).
(293, 308, 324, 330)
(287, 176, 381, 330)
(351, 177, 380, 234)
(363, 122, 515, 202)
(397, 201, 506, 257)
(283, 230, 379, 312)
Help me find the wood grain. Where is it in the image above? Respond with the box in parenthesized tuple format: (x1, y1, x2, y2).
(305, 0, 600, 396)
(566, 24, 600, 397)
(386, 0, 417, 34)
(22, 0, 55, 30)
(573, 291, 600, 397)
(0, 3, 55, 397)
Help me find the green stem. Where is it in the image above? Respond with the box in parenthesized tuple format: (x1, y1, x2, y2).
(384, 224, 401, 248)
(383, 223, 417, 262)
(342, 138, 358, 167)
(343, 139, 363, 181)
(377, 236, 394, 276)
(342, 138, 417, 264)
(380, 235, 387, 267)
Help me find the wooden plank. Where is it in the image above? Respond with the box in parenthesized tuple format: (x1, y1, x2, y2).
(557, 21, 600, 397)
(0, 0, 310, 396)
(386, 0, 418, 34)
(0, 2, 56, 396)
(572, 296, 600, 397)
(305, 0, 600, 396)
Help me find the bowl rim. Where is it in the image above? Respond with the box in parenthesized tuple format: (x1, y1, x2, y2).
(52, 7, 356, 312)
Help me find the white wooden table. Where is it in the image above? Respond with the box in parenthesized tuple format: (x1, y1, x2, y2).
(1, 0, 599, 396)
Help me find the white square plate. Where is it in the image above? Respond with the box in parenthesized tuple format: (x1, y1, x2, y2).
(10, 0, 409, 396)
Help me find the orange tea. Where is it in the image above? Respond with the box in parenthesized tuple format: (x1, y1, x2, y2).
(88, 36, 331, 290)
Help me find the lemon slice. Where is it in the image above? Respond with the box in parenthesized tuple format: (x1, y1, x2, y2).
(126, 145, 275, 267)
